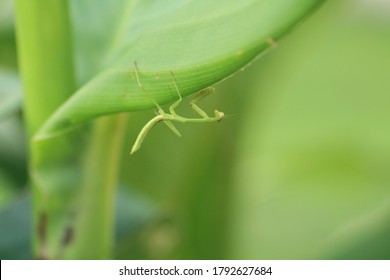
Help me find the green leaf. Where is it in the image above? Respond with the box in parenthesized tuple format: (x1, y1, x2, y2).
(36, 0, 324, 139)
(16, 0, 324, 259)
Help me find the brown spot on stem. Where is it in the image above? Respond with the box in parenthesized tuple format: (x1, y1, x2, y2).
(61, 226, 74, 246)
(37, 212, 48, 259)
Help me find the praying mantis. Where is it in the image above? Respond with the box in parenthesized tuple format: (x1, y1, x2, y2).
(131, 62, 225, 155)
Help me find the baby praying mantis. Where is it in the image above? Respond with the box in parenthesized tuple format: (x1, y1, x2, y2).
(130, 62, 225, 155)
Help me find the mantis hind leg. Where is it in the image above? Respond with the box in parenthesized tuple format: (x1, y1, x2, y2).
(190, 87, 216, 119)
(162, 70, 183, 137)
(168, 70, 183, 117)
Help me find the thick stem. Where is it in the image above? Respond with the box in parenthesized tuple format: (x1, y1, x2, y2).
(65, 114, 128, 259)
(15, 0, 75, 258)
(15, 0, 75, 137)
(16, 0, 129, 259)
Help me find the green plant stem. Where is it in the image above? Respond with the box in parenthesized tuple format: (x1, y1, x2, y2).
(15, 0, 75, 137)
(16, 0, 129, 259)
(66, 114, 128, 259)
(15, 0, 76, 258)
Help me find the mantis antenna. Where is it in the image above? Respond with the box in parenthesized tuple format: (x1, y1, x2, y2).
(131, 62, 225, 155)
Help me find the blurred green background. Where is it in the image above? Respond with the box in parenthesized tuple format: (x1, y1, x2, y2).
(1, 0, 390, 259)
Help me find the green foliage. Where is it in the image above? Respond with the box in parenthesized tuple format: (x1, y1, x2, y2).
(37, 0, 324, 138)
(11, 0, 390, 261)
(13, 0, 321, 260)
